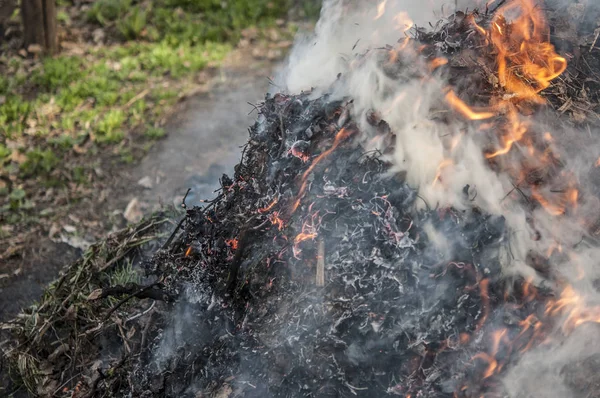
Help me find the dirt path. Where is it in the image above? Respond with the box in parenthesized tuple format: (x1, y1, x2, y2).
(131, 56, 274, 210)
(0, 53, 277, 322)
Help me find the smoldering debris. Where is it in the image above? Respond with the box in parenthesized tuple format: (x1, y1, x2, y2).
(4, 1, 600, 398)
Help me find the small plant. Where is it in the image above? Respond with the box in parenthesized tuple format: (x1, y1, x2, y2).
(95, 109, 126, 144)
(119, 148, 135, 164)
(48, 134, 75, 151)
(87, 0, 131, 25)
(117, 7, 148, 40)
(144, 126, 166, 139)
(19, 149, 60, 177)
(71, 166, 88, 185)
(109, 258, 141, 287)
(0, 143, 11, 162)
(8, 187, 26, 210)
(0, 96, 32, 130)
(0, 75, 9, 95)
(36, 57, 83, 92)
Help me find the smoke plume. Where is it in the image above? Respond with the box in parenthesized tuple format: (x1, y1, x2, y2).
(279, 0, 600, 395)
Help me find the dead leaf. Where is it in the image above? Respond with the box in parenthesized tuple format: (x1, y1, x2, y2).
(48, 224, 61, 240)
(124, 198, 143, 223)
(92, 28, 105, 44)
(215, 384, 233, 398)
(137, 176, 153, 189)
(87, 289, 103, 301)
(27, 44, 43, 54)
(59, 234, 92, 250)
(11, 150, 27, 164)
(48, 343, 69, 362)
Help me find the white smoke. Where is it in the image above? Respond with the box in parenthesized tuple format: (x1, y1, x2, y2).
(279, 0, 600, 396)
(280, 0, 530, 260)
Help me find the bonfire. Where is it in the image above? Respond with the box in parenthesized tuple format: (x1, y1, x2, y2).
(3, 0, 600, 397)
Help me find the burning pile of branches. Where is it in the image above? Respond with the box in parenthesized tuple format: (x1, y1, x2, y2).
(4, 1, 600, 397)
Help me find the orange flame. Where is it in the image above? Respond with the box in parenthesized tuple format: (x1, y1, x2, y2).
(290, 128, 354, 215)
(444, 91, 495, 121)
(294, 232, 317, 245)
(429, 57, 448, 71)
(490, 0, 567, 101)
(545, 285, 600, 333)
(270, 211, 285, 231)
(258, 198, 279, 214)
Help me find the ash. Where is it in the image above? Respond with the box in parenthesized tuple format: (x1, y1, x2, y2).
(131, 88, 521, 398)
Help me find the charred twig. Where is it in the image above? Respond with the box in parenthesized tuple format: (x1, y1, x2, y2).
(486, 0, 507, 15)
(181, 188, 192, 209)
(96, 282, 173, 302)
(161, 217, 185, 250)
(279, 113, 287, 155)
(316, 240, 325, 287)
(267, 76, 281, 89)
(247, 101, 260, 115)
(81, 354, 129, 398)
(102, 281, 172, 321)
(590, 28, 600, 53)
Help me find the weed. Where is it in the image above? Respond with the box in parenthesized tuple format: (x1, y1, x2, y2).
(48, 134, 75, 151)
(57, 10, 71, 24)
(95, 109, 126, 144)
(144, 126, 166, 139)
(71, 166, 88, 184)
(8, 188, 26, 210)
(117, 7, 148, 40)
(87, 0, 132, 25)
(19, 149, 60, 177)
(119, 148, 135, 164)
(0, 75, 9, 95)
(0, 144, 11, 161)
(0, 96, 32, 136)
(35, 57, 83, 92)
(110, 258, 141, 286)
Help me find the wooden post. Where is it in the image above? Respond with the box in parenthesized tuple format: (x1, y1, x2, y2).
(21, 0, 57, 55)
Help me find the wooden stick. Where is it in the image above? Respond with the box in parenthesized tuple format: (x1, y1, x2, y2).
(316, 240, 325, 287)
(590, 28, 600, 53)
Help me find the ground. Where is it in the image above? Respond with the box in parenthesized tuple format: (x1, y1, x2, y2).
(0, 0, 310, 322)
(0, 46, 277, 321)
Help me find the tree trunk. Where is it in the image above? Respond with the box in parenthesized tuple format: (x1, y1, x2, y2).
(21, 0, 57, 55)
(42, 0, 57, 55)
(21, 0, 45, 50)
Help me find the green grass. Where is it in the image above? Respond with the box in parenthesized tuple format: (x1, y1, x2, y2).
(87, 0, 297, 43)
(0, 0, 314, 225)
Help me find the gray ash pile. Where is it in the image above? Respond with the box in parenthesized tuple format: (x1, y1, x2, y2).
(136, 91, 512, 397)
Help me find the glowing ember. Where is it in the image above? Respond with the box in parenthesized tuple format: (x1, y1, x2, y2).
(294, 232, 317, 245)
(258, 198, 279, 214)
(290, 127, 354, 215)
(225, 238, 239, 250)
